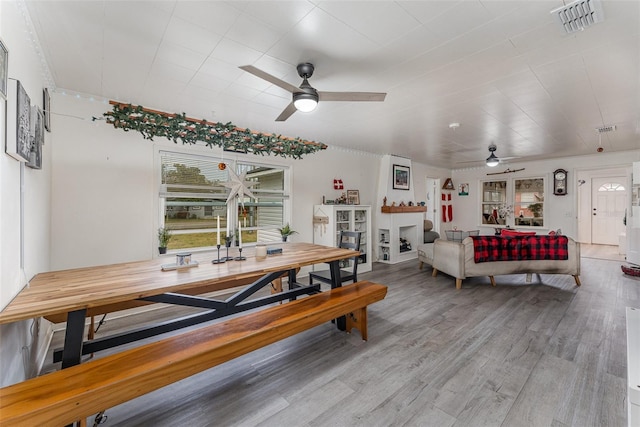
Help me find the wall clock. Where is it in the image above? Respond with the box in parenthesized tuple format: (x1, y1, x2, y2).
(553, 169, 568, 195)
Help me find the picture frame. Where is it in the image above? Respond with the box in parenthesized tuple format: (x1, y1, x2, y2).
(347, 189, 360, 205)
(0, 38, 7, 100)
(392, 164, 410, 190)
(458, 183, 469, 196)
(43, 87, 51, 132)
(5, 80, 31, 162)
(26, 105, 43, 169)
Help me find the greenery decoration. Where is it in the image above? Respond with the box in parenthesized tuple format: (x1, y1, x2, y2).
(104, 102, 327, 159)
(157, 227, 173, 247)
(278, 223, 297, 237)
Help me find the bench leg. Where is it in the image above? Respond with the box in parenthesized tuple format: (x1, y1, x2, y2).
(346, 307, 368, 341)
(573, 275, 581, 286)
(455, 278, 462, 290)
(432, 268, 438, 277)
(489, 276, 496, 287)
(419, 261, 424, 270)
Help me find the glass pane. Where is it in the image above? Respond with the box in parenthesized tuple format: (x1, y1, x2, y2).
(514, 178, 544, 227)
(481, 181, 507, 224)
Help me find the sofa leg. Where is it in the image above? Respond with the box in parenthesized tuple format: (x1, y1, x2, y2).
(573, 275, 581, 286)
(489, 276, 496, 287)
(419, 261, 424, 270)
(432, 268, 438, 277)
(525, 273, 532, 282)
(455, 278, 462, 290)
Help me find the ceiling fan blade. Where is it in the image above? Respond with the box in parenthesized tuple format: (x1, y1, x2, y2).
(318, 91, 387, 102)
(275, 102, 297, 122)
(239, 65, 300, 93)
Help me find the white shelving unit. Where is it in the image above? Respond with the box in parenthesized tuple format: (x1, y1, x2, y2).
(313, 205, 372, 274)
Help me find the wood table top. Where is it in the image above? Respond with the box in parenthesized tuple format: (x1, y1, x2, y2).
(0, 243, 355, 325)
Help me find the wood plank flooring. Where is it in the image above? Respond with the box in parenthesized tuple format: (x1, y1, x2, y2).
(42, 255, 639, 426)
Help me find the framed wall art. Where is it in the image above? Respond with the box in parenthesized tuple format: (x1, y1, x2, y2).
(5, 79, 31, 162)
(392, 164, 410, 190)
(43, 87, 51, 132)
(347, 189, 360, 205)
(0, 38, 7, 99)
(26, 105, 43, 169)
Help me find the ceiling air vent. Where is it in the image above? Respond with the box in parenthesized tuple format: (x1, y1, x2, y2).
(597, 125, 616, 133)
(551, 0, 604, 34)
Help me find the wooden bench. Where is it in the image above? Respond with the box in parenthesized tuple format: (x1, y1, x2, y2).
(0, 281, 387, 427)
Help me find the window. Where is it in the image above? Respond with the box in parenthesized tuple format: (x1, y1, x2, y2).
(480, 177, 545, 228)
(598, 183, 625, 192)
(159, 151, 289, 252)
(514, 178, 544, 227)
(481, 180, 507, 225)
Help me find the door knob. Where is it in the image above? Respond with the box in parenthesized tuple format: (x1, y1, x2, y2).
(593, 213, 597, 216)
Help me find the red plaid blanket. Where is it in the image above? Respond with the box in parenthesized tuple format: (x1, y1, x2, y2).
(471, 235, 569, 263)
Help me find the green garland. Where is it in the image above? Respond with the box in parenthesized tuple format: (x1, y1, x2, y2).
(104, 102, 327, 159)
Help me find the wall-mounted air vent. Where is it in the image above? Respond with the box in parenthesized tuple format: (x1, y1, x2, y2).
(551, 0, 604, 34)
(597, 125, 616, 133)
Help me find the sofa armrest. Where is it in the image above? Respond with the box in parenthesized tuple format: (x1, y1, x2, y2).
(433, 239, 465, 279)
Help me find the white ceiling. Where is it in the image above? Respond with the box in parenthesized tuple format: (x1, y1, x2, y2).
(24, 0, 640, 168)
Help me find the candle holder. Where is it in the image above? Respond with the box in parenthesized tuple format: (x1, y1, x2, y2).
(223, 236, 234, 261)
(211, 244, 226, 264)
(234, 247, 246, 261)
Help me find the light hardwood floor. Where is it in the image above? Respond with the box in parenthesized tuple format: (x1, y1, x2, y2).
(43, 254, 639, 427)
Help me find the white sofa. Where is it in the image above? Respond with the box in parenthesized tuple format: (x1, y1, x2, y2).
(431, 236, 581, 289)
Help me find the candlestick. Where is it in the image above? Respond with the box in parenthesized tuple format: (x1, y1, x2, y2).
(234, 247, 246, 261)
(211, 244, 226, 264)
(216, 216, 220, 245)
(223, 235, 233, 261)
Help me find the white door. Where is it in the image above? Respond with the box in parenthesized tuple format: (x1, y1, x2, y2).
(425, 178, 440, 233)
(591, 177, 627, 245)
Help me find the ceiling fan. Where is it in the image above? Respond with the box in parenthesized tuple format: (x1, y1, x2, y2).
(455, 144, 519, 167)
(239, 63, 387, 121)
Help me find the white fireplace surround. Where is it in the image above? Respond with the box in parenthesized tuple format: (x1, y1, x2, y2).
(377, 212, 423, 264)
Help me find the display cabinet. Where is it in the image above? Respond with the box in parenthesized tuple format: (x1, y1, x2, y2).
(313, 205, 372, 273)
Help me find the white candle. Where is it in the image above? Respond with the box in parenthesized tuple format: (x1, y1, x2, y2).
(238, 222, 242, 248)
(216, 216, 220, 245)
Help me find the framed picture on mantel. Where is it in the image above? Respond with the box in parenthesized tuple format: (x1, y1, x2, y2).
(393, 164, 410, 190)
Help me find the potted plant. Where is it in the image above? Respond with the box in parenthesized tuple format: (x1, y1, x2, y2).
(278, 223, 297, 242)
(528, 203, 543, 218)
(157, 227, 172, 254)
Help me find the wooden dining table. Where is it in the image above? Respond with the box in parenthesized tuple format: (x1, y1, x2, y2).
(0, 242, 356, 370)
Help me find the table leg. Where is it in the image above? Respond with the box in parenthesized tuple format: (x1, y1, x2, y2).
(329, 261, 346, 330)
(61, 309, 87, 369)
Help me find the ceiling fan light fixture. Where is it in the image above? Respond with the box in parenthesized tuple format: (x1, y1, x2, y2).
(486, 152, 500, 167)
(293, 92, 318, 112)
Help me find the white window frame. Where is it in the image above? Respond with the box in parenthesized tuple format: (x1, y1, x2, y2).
(479, 175, 546, 229)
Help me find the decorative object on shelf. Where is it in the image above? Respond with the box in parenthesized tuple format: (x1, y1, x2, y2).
(498, 204, 513, 220)
(347, 189, 360, 205)
(103, 101, 327, 159)
(393, 164, 410, 190)
(223, 167, 257, 206)
(0, 38, 7, 99)
(458, 183, 469, 196)
(383, 196, 387, 206)
(278, 223, 297, 242)
(553, 168, 568, 195)
(175, 252, 192, 267)
(157, 227, 172, 254)
(333, 178, 344, 190)
(442, 178, 454, 190)
(486, 167, 525, 176)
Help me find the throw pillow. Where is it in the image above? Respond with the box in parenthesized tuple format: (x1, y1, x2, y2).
(501, 229, 536, 237)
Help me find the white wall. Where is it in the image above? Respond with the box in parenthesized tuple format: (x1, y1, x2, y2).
(451, 150, 640, 239)
(0, 1, 53, 386)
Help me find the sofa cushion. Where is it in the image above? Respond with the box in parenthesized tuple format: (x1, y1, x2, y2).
(424, 230, 440, 243)
(501, 229, 536, 236)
